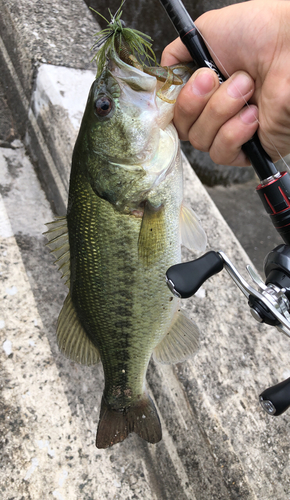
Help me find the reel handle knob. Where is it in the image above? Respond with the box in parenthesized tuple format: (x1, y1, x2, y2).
(166, 251, 223, 298)
(259, 377, 290, 416)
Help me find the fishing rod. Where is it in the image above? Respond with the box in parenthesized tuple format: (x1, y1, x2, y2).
(160, 0, 290, 417)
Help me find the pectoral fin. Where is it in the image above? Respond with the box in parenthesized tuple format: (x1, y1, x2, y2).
(153, 309, 200, 364)
(180, 202, 207, 253)
(138, 201, 165, 266)
(57, 292, 100, 366)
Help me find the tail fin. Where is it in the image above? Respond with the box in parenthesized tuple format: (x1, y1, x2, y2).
(96, 395, 162, 448)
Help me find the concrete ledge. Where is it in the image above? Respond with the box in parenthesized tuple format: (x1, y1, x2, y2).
(1, 0, 290, 498)
(0, 0, 98, 211)
(28, 64, 96, 212)
(0, 0, 97, 98)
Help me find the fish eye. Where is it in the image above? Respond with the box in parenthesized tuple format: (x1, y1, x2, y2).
(94, 96, 113, 117)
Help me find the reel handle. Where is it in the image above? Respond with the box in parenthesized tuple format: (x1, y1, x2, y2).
(166, 246, 290, 416)
(260, 378, 290, 416)
(166, 251, 223, 298)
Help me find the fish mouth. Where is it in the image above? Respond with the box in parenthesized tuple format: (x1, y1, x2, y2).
(110, 53, 157, 93)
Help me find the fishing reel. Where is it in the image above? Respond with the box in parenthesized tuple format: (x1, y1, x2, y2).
(166, 244, 290, 416)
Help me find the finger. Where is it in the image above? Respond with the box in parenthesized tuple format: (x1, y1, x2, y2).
(161, 38, 193, 66)
(174, 68, 220, 140)
(188, 71, 255, 151)
(195, 6, 261, 77)
(209, 104, 259, 167)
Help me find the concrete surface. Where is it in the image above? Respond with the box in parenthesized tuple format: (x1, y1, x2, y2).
(1, 0, 290, 499)
(0, 0, 98, 212)
(2, 67, 290, 499)
(0, 0, 97, 96)
(28, 64, 96, 212)
(182, 141, 255, 187)
(0, 78, 17, 145)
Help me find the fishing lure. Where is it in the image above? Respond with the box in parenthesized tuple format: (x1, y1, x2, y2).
(91, 1, 184, 103)
(91, 1, 156, 75)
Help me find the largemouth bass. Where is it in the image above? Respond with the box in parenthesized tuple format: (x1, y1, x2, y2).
(45, 20, 206, 449)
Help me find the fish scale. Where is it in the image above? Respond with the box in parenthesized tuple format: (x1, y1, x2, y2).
(68, 164, 180, 406)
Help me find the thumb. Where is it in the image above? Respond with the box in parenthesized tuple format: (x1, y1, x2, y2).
(161, 2, 260, 76)
(195, 1, 274, 79)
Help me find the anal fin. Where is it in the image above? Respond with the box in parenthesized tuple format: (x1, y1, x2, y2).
(57, 292, 100, 366)
(153, 309, 200, 364)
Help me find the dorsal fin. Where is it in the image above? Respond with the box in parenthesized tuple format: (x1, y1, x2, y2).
(57, 292, 100, 366)
(44, 216, 70, 287)
(153, 308, 200, 364)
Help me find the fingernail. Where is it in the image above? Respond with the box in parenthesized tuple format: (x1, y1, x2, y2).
(191, 71, 216, 96)
(240, 105, 258, 124)
(227, 73, 253, 98)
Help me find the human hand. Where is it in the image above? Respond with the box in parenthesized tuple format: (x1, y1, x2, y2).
(161, 0, 290, 166)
